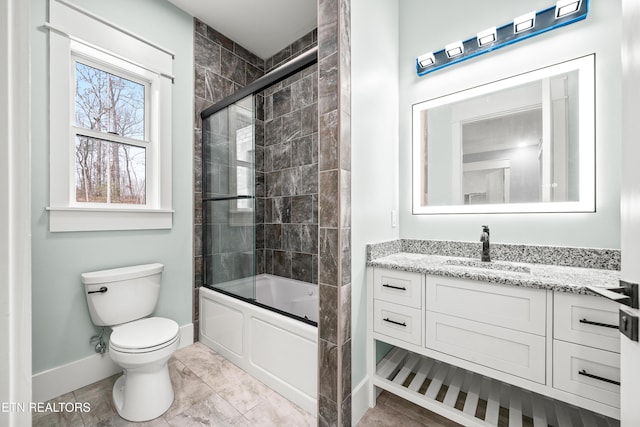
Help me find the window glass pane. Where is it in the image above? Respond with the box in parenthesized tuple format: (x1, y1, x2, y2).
(75, 136, 146, 204)
(75, 62, 145, 140)
(236, 125, 253, 163)
(236, 166, 252, 209)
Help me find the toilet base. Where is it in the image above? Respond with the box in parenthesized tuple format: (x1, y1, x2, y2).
(112, 363, 174, 422)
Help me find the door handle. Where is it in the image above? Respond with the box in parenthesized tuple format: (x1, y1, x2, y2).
(587, 280, 638, 309)
(587, 281, 639, 342)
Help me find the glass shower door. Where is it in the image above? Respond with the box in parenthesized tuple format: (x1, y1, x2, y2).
(202, 95, 256, 300)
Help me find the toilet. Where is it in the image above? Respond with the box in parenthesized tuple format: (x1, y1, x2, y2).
(81, 263, 180, 422)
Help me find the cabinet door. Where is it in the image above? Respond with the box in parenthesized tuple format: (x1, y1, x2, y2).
(425, 311, 546, 384)
(554, 292, 620, 353)
(426, 276, 546, 335)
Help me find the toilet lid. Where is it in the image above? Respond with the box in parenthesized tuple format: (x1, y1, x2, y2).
(110, 317, 179, 350)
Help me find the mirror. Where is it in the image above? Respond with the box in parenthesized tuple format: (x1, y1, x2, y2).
(412, 55, 595, 214)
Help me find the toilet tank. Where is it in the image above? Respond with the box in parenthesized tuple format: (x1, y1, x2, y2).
(81, 263, 164, 326)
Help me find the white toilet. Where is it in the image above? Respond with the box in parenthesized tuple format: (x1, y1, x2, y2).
(82, 263, 180, 422)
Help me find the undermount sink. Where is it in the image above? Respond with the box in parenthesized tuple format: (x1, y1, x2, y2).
(444, 258, 531, 274)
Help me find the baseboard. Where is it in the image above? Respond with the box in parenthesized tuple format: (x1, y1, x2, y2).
(352, 376, 370, 426)
(33, 323, 194, 403)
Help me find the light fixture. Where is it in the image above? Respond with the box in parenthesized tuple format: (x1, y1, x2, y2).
(445, 41, 464, 58)
(416, 0, 590, 77)
(555, 0, 582, 18)
(514, 11, 536, 33)
(417, 52, 435, 68)
(477, 27, 497, 47)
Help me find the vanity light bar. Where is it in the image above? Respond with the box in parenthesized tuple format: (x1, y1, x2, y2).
(416, 0, 590, 76)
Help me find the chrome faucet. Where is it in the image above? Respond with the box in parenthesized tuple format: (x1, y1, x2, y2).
(480, 225, 491, 262)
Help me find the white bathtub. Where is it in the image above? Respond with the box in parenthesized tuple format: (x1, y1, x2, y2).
(199, 274, 318, 415)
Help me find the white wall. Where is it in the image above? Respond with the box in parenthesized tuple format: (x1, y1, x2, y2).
(398, 0, 622, 248)
(351, 0, 400, 416)
(1, 0, 32, 424)
(30, 0, 194, 378)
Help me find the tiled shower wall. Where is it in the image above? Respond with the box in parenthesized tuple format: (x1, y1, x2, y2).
(193, 20, 318, 334)
(256, 63, 319, 284)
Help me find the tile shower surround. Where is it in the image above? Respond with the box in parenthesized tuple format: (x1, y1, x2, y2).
(317, 0, 352, 425)
(193, 19, 317, 336)
(193, 11, 350, 425)
(256, 64, 319, 284)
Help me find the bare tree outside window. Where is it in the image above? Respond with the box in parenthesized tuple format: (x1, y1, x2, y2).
(74, 61, 147, 204)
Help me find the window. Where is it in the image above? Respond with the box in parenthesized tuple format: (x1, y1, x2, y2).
(47, 0, 174, 231)
(74, 58, 149, 205)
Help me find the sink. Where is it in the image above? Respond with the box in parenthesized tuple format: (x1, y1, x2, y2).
(444, 258, 531, 274)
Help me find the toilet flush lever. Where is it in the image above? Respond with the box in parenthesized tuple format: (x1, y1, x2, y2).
(87, 286, 108, 294)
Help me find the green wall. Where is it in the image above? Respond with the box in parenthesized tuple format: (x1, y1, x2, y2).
(30, 0, 194, 374)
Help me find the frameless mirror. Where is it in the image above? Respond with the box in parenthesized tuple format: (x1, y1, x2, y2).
(412, 54, 595, 214)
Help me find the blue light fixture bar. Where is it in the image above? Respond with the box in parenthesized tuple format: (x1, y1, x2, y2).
(416, 0, 589, 77)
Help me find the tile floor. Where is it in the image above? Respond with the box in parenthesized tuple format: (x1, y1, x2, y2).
(33, 342, 461, 426)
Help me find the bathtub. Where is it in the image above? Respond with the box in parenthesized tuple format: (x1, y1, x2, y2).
(199, 274, 318, 415)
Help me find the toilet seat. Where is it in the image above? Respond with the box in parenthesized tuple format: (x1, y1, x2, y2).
(110, 317, 179, 354)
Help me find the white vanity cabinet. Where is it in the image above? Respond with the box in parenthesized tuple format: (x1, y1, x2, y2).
(368, 267, 622, 425)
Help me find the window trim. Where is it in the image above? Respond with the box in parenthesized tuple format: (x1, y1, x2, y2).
(47, 0, 173, 232)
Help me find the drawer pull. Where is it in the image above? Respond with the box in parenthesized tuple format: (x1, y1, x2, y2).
(382, 283, 407, 291)
(579, 369, 620, 386)
(579, 318, 619, 329)
(383, 318, 407, 327)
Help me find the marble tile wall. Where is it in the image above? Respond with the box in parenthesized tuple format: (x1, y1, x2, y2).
(193, 18, 265, 339)
(265, 30, 318, 73)
(256, 64, 319, 284)
(317, 0, 351, 425)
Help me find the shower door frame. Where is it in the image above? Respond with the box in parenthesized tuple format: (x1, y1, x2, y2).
(200, 47, 318, 314)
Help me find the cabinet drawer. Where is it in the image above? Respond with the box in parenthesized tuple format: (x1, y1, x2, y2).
(373, 300, 422, 346)
(425, 311, 546, 384)
(374, 268, 423, 309)
(554, 292, 620, 353)
(553, 340, 620, 408)
(426, 276, 546, 335)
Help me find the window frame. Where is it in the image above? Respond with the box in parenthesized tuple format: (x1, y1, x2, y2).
(47, 0, 174, 232)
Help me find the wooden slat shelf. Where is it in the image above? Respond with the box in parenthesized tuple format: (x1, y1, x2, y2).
(374, 347, 619, 427)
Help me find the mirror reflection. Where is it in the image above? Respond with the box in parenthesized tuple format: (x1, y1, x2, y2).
(412, 55, 594, 214)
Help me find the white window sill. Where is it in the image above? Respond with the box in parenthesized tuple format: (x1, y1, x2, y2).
(47, 206, 174, 232)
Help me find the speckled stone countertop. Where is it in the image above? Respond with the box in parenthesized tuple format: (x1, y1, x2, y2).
(366, 240, 621, 295)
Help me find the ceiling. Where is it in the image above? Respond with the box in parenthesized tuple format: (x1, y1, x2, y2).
(167, 0, 317, 60)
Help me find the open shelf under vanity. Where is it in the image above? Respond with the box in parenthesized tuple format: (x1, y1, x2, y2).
(374, 347, 619, 427)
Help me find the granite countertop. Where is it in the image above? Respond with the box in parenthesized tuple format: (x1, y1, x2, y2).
(367, 252, 621, 295)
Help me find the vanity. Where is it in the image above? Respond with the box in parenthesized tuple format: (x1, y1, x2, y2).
(366, 241, 621, 426)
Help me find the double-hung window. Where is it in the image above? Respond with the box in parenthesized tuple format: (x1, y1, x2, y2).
(47, 0, 174, 231)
